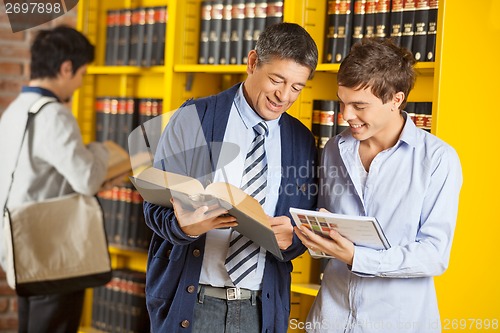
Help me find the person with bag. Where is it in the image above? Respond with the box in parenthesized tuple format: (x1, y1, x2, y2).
(0, 26, 110, 333)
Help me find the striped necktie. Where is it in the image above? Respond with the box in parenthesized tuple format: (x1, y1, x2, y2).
(225, 121, 268, 286)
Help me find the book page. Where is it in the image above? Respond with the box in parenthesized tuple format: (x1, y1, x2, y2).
(103, 140, 131, 180)
(290, 208, 390, 259)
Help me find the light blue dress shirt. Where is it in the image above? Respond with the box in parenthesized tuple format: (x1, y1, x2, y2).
(199, 84, 282, 290)
(307, 113, 462, 333)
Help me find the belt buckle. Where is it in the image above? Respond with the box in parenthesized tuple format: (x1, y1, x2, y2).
(226, 287, 241, 300)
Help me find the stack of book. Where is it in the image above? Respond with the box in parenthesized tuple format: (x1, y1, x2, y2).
(95, 96, 163, 151)
(323, 0, 438, 63)
(97, 184, 153, 252)
(105, 6, 167, 67)
(312, 99, 433, 153)
(91, 269, 149, 333)
(198, 0, 284, 65)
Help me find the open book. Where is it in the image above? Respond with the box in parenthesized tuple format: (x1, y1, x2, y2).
(103, 140, 132, 181)
(290, 208, 390, 259)
(130, 167, 283, 260)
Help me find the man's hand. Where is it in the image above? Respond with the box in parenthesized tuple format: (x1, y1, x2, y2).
(172, 198, 237, 237)
(294, 219, 355, 265)
(269, 216, 293, 250)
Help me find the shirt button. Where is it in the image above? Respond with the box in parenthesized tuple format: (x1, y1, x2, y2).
(181, 320, 190, 328)
(187, 285, 196, 293)
(193, 249, 201, 257)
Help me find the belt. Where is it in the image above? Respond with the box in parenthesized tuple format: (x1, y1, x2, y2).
(198, 285, 260, 301)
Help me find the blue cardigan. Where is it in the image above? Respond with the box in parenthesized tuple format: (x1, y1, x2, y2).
(143, 83, 318, 333)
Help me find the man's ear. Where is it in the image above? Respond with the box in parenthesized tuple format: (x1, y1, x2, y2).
(393, 91, 405, 110)
(59, 60, 73, 78)
(246, 50, 258, 75)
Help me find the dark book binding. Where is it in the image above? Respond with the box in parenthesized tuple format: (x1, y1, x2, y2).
(374, 0, 391, 40)
(242, 1, 256, 64)
(323, 0, 336, 63)
(153, 6, 167, 66)
(412, 0, 429, 61)
(324, 0, 354, 64)
(198, 1, 212, 64)
(390, 0, 404, 46)
(229, 0, 245, 65)
(313, 100, 336, 153)
(219, 0, 232, 65)
(351, 0, 366, 46)
(130, 8, 146, 66)
(401, 0, 416, 52)
(208, 0, 224, 64)
(253, 0, 268, 52)
(105, 10, 118, 66)
(265, 0, 283, 27)
(142, 7, 156, 67)
(117, 9, 132, 66)
(364, 0, 377, 39)
(425, 0, 438, 61)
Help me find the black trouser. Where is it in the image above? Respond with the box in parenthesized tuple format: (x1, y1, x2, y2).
(18, 289, 85, 333)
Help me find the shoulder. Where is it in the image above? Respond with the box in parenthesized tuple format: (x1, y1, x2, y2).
(281, 113, 315, 140)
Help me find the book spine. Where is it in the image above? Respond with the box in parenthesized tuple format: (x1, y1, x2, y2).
(351, 0, 366, 46)
(219, 0, 232, 65)
(105, 10, 117, 66)
(265, 0, 283, 27)
(109, 97, 120, 142)
(390, 0, 404, 46)
(336, 0, 354, 63)
(199, 1, 212, 64)
(142, 7, 156, 67)
(412, 0, 429, 61)
(242, 1, 256, 64)
(117, 9, 132, 66)
(425, 0, 438, 61)
(95, 97, 105, 142)
(401, 0, 416, 52)
(152, 6, 167, 66)
(253, 0, 268, 51)
(208, 0, 224, 65)
(323, 0, 336, 63)
(374, 0, 391, 40)
(135, 8, 147, 66)
(111, 9, 121, 66)
(363, 0, 376, 39)
(229, 0, 245, 65)
(313, 100, 336, 154)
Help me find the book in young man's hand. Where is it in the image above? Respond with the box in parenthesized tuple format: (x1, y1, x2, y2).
(103, 140, 132, 181)
(290, 207, 391, 259)
(129, 166, 283, 260)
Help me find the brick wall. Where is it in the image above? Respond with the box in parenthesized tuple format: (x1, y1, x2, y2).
(0, 3, 78, 117)
(0, 4, 78, 331)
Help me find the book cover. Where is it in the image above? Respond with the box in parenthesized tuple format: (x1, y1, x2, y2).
(390, 0, 404, 46)
(363, 0, 377, 39)
(208, 0, 224, 64)
(412, 0, 429, 61)
(219, 0, 232, 65)
(401, 0, 416, 52)
(290, 207, 391, 259)
(117, 9, 132, 66)
(198, 1, 212, 64)
(242, 1, 256, 64)
(153, 6, 167, 66)
(265, 0, 283, 27)
(130, 167, 284, 260)
(425, 0, 438, 61)
(229, 0, 245, 64)
(351, 0, 366, 46)
(374, 0, 391, 40)
(129, 7, 146, 66)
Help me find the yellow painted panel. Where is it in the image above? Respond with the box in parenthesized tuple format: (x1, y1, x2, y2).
(433, 0, 500, 329)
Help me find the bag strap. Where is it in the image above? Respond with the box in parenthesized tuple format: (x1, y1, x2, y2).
(3, 96, 58, 212)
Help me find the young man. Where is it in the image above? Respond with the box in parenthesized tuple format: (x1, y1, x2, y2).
(295, 38, 462, 333)
(0, 26, 109, 333)
(143, 23, 318, 332)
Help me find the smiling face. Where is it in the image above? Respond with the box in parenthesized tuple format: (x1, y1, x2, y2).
(242, 50, 312, 121)
(337, 85, 405, 146)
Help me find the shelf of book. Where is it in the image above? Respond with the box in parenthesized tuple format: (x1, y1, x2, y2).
(73, 0, 447, 331)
